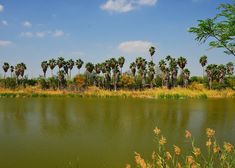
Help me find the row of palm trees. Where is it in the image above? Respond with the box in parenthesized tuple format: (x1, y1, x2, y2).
(2, 62, 27, 84)
(41, 57, 84, 79)
(1, 46, 234, 90)
(198, 55, 234, 89)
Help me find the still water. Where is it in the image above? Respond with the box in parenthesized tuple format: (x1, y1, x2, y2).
(0, 98, 235, 168)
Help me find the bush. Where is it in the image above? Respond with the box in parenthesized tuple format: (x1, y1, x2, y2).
(190, 76, 205, 84)
(119, 74, 135, 89)
(154, 75, 162, 87)
(48, 77, 59, 90)
(212, 81, 227, 90)
(74, 75, 86, 89)
(225, 77, 235, 90)
(39, 78, 49, 90)
(0, 78, 17, 89)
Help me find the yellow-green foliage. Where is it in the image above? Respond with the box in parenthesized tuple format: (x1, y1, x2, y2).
(127, 127, 235, 168)
(0, 85, 235, 98)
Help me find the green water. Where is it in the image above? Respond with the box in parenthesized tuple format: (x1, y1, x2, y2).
(0, 98, 235, 168)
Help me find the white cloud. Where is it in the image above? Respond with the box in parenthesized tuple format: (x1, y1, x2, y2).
(0, 4, 4, 12)
(0, 40, 12, 47)
(137, 0, 157, 6)
(101, 0, 134, 13)
(53, 30, 64, 37)
(20, 32, 34, 38)
(36, 32, 46, 38)
(22, 21, 32, 28)
(1, 20, 8, 26)
(118, 40, 153, 53)
(100, 0, 157, 13)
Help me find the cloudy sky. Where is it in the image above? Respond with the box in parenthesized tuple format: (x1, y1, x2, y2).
(0, 0, 233, 77)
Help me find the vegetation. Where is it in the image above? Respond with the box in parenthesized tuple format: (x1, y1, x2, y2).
(0, 52, 234, 94)
(127, 127, 234, 168)
(189, 3, 235, 56)
(1, 3, 234, 97)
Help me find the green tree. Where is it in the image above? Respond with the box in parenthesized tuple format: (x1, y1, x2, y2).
(2, 62, 10, 79)
(75, 59, 84, 74)
(149, 46, 156, 62)
(118, 56, 125, 74)
(85, 62, 94, 86)
(206, 64, 218, 89)
(189, 3, 235, 56)
(183, 69, 190, 87)
(148, 61, 155, 88)
(136, 57, 147, 87)
(226, 62, 234, 77)
(41, 61, 48, 78)
(49, 59, 56, 77)
(218, 64, 226, 84)
(57, 57, 65, 70)
(129, 62, 136, 77)
(10, 65, 14, 78)
(199, 55, 208, 77)
(67, 59, 74, 79)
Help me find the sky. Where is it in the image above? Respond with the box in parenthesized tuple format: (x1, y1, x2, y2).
(0, 0, 234, 78)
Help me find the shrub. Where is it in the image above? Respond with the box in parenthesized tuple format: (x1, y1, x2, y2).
(74, 74, 86, 89)
(39, 78, 49, 90)
(120, 74, 135, 89)
(0, 77, 17, 89)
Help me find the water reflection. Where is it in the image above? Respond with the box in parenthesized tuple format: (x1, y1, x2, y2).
(0, 98, 234, 168)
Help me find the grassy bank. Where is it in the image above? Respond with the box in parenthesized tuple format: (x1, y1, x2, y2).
(0, 86, 235, 99)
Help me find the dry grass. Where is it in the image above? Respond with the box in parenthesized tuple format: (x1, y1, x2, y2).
(0, 85, 235, 98)
(127, 127, 235, 168)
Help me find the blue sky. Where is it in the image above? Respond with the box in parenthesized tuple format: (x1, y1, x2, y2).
(0, 0, 234, 77)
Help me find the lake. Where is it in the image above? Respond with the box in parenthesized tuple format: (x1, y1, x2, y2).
(0, 98, 235, 168)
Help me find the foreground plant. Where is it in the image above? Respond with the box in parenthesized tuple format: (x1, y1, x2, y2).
(127, 127, 234, 168)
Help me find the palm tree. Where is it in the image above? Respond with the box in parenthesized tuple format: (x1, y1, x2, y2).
(168, 57, 178, 87)
(57, 57, 65, 70)
(10, 66, 14, 78)
(118, 56, 125, 74)
(136, 57, 147, 87)
(75, 59, 84, 74)
(14, 64, 21, 85)
(183, 69, 190, 87)
(2, 62, 9, 79)
(85, 62, 94, 86)
(149, 46, 156, 62)
(19, 63, 27, 78)
(177, 57, 187, 71)
(206, 64, 217, 89)
(94, 63, 101, 86)
(63, 61, 69, 79)
(58, 70, 65, 89)
(109, 58, 119, 91)
(199, 55, 207, 77)
(49, 59, 56, 77)
(159, 59, 167, 87)
(41, 61, 48, 78)
(218, 64, 226, 84)
(67, 59, 74, 79)
(226, 62, 234, 77)
(129, 62, 136, 77)
(148, 61, 155, 88)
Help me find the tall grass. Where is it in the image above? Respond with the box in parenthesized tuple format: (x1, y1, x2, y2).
(126, 127, 234, 168)
(0, 85, 235, 99)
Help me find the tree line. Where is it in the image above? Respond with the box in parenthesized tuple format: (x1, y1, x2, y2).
(1, 46, 234, 90)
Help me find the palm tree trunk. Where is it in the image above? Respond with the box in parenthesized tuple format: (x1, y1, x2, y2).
(203, 67, 205, 78)
(51, 70, 53, 77)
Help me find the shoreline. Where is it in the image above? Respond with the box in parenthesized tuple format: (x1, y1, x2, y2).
(0, 87, 235, 99)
